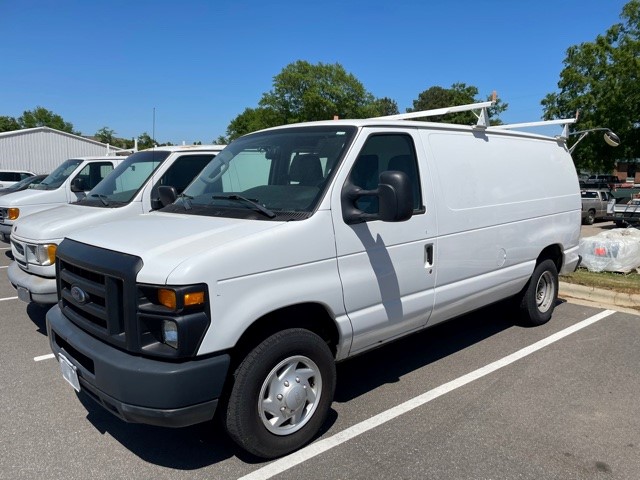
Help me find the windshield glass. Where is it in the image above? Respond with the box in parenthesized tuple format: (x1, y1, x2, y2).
(81, 150, 171, 205)
(34, 159, 83, 190)
(172, 126, 355, 220)
(6, 175, 38, 191)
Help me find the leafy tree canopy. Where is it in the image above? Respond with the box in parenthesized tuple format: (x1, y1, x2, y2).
(18, 106, 79, 135)
(0, 116, 20, 133)
(226, 61, 397, 140)
(407, 83, 507, 125)
(542, 0, 640, 171)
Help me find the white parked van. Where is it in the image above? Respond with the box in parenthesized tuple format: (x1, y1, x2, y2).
(0, 156, 125, 241)
(46, 101, 584, 459)
(8, 145, 225, 304)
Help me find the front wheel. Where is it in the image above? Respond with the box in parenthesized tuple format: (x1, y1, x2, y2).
(518, 259, 558, 326)
(223, 328, 336, 459)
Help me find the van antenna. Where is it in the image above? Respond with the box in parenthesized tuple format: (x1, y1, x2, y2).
(152, 107, 156, 147)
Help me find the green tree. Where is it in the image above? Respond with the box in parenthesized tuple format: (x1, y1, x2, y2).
(18, 106, 79, 134)
(0, 116, 20, 132)
(371, 97, 400, 117)
(542, 0, 640, 171)
(137, 132, 155, 150)
(408, 83, 507, 125)
(226, 61, 390, 140)
(95, 127, 116, 145)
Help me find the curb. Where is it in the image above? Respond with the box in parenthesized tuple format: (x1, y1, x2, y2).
(559, 281, 640, 312)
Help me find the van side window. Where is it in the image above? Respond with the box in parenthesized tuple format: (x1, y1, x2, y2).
(155, 154, 215, 195)
(348, 134, 422, 214)
(74, 162, 114, 191)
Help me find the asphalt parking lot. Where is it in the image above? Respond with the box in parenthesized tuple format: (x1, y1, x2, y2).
(1, 237, 639, 480)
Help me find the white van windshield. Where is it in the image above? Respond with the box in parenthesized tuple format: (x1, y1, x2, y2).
(164, 126, 356, 220)
(81, 151, 171, 206)
(33, 159, 83, 190)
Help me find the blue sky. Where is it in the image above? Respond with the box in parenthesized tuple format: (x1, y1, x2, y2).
(1, 0, 630, 144)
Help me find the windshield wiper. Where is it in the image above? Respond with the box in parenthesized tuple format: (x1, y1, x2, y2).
(212, 194, 276, 219)
(90, 194, 109, 206)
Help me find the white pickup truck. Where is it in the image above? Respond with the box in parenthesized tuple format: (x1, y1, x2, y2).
(605, 196, 640, 227)
(8, 145, 224, 304)
(0, 156, 125, 241)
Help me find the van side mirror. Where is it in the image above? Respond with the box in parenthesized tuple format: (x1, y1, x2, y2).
(70, 178, 85, 192)
(158, 185, 178, 207)
(342, 171, 414, 224)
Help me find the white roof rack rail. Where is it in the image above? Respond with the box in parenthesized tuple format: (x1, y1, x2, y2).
(377, 92, 497, 130)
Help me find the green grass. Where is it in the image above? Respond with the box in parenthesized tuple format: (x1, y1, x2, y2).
(561, 268, 640, 295)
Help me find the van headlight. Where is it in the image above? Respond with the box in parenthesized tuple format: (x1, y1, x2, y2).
(26, 243, 57, 266)
(137, 284, 210, 357)
(162, 320, 179, 349)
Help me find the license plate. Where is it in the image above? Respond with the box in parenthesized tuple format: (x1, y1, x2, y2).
(16, 286, 31, 303)
(58, 353, 80, 392)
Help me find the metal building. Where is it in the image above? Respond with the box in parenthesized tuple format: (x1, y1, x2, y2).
(0, 127, 122, 174)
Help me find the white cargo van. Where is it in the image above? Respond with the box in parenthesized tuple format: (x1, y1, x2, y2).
(0, 156, 124, 241)
(46, 101, 586, 459)
(8, 145, 225, 304)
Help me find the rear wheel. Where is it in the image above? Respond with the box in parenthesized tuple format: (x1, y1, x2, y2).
(584, 209, 595, 225)
(224, 328, 336, 459)
(518, 259, 558, 326)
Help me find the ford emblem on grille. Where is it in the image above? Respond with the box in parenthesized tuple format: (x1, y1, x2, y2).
(70, 285, 88, 304)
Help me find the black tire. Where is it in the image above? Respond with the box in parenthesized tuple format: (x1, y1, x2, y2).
(224, 328, 336, 459)
(584, 210, 595, 225)
(615, 220, 627, 228)
(518, 259, 558, 326)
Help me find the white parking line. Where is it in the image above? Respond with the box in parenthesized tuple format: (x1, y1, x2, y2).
(0, 265, 8, 269)
(239, 310, 616, 480)
(0, 296, 18, 301)
(34, 353, 55, 362)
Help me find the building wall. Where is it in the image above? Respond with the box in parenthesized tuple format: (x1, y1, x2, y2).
(615, 161, 640, 185)
(0, 128, 120, 174)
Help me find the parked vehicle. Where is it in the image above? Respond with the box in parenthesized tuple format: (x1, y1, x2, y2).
(581, 188, 612, 225)
(0, 156, 124, 241)
(8, 145, 225, 304)
(46, 100, 585, 459)
(0, 174, 47, 196)
(0, 169, 36, 188)
(606, 196, 640, 227)
(586, 174, 621, 188)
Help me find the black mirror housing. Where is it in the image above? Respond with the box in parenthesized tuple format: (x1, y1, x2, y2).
(158, 185, 178, 207)
(342, 170, 413, 224)
(70, 178, 85, 193)
(378, 171, 414, 222)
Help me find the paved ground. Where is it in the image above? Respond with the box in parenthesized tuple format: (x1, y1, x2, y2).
(1, 241, 639, 479)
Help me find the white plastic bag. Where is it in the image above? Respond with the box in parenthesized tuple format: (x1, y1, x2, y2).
(578, 228, 640, 273)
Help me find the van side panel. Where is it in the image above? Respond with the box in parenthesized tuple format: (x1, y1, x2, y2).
(421, 131, 580, 324)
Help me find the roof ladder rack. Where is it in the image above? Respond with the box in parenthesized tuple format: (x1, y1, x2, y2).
(490, 111, 579, 138)
(377, 92, 497, 129)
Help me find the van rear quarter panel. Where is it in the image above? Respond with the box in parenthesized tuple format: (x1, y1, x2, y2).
(420, 130, 580, 324)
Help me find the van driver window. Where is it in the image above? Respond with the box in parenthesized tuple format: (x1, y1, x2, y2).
(348, 134, 422, 214)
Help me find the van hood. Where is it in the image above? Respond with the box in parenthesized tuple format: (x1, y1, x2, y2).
(0, 188, 64, 207)
(66, 212, 285, 283)
(12, 203, 140, 242)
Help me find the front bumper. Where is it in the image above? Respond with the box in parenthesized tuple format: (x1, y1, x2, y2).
(47, 305, 230, 428)
(7, 261, 58, 304)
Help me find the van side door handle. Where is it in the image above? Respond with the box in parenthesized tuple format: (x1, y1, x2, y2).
(424, 243, 434, 270)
